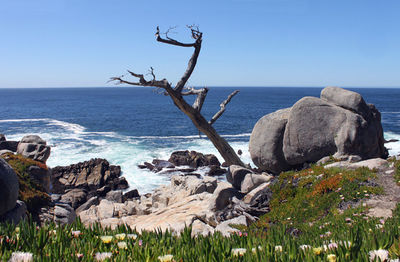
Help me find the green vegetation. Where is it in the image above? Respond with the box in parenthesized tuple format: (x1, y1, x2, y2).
(1, 160, 400, 261)
(2, 153, 49, 214)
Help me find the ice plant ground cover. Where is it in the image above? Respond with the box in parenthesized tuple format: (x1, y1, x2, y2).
(1, 161, 400, 261)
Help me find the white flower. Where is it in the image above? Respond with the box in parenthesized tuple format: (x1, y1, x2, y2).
(299, 244, 312, 251)
(251, 246, 262, 253)
(231, 248, 247, 257)
(158, 254, 174, 261)
(117, 241, 128, 249)
(369, 249, 389, 262)
(115, 233, 126, 240)
(127, 234, 137, 240)
(9, 252, 33, 262)
(95, 252, 112, 261)
(275, 245, 283, 252)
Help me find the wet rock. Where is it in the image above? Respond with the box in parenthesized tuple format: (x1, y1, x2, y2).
(168, 150, 221, 168)
(152, 159, 175, 171)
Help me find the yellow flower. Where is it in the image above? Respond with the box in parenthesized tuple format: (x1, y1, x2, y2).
(231, 248, 247, 257)
(117, 241, 128, 249)
(313, 247, 323, 255)
(100, 236, 113, 244)
(15, 227, 20, 233)
(158, 254, 174, 262)
(327, 254, 336, 262)
(115, 233, 126, 240)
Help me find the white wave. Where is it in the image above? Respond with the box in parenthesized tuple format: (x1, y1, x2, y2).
(385, 132, 400, 156)
(0, 118, 50, 123)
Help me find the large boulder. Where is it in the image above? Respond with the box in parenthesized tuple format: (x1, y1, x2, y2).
(250, 87, 388, 174)
(17, 135, 51, 163)
(249, 108, 291, 174)
(0, 158, 19, 216)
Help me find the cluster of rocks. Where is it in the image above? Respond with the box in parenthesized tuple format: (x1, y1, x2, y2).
(250, 86, 388, 174)
(78, 163, 274, 236)
(138, 150, 226, 177)
(40, 158, 136, 224)
(0, 134, 51, 163)
(0, 135, 52, 223)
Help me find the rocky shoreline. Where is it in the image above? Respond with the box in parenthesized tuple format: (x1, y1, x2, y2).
(1, 87, 400, 237)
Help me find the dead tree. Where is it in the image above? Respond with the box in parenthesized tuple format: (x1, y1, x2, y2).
(110, 26, 245, 167)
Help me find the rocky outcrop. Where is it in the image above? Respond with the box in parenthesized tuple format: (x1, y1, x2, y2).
(78, 173, 272, 235)
(250, 87, 388, 174)
(0, 158, 19, 216)
(139, 150, 226, 177)
(47, 159, 130, 224)
(0, 134, 19, 153)
(51, 158, 127, 195)
(17, 135, 51, 163)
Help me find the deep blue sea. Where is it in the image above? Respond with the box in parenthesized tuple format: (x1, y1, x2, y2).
(1, 87, 399, 193)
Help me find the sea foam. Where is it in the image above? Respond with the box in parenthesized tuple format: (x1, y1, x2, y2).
(1, 118, 399, 193)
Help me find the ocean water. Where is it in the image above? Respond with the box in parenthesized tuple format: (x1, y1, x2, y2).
(1, 87, 399, 193)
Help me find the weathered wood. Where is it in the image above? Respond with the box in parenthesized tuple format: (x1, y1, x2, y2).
(110, 26, 245, 167)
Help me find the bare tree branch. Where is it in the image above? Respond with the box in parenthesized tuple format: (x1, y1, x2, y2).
(181, 87, 209, 112)
(209, 90, 240, 125)
(110, 26, 245, 167)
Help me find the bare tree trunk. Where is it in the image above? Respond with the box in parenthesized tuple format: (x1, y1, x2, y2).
(110, 26, 245, 167)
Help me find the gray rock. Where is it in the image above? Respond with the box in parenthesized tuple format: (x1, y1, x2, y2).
(106, 190, 123, 203)
(226, 165, 253, 189)
(211, 182, 244, 211)
(97, 199, 115, 219)
(320, 86, 370, 118)
(0, 200, 27, 224)
(0, 158, 19, 216)
(0, 141, 19, 152)
(0, 149, 13, 155)
(240, 173, 273, 193)
(242, 182, 272, 205)
(54, 203, 76, 224)
(251, 87, 387, 174)
(17, 135, 50, 163)
(215, 215, 247, 237)
(60, 189, 87, 209)
(76, 196, 99, 214)
(249, 108, 291, 174)
(122, 189, 140, 202)
(28, 165, 50, 192)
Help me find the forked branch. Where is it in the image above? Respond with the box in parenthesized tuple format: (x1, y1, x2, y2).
(209, 90, 240, 125)
(182, 87, 209, 112)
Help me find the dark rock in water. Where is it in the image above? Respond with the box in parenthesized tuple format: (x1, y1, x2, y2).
(17, 135, 51, 163)
(51, 158, 123, 194)
(143, 162, 155, 171)
(0, 158, 19, 216)
(250, 87, 388, 174)
(112, 177, 129, 190)
(122, 189, 140, 202)
(137, 164, 147, 169)
(0, 141, 19, 152)
(152, 159, 175, 171)
(0, 134, 5, 142)
(157, 167, 197, 175)
(207, 165, 226, 176)
(221, 162, 229, 168)
(168, 150, 221, 168)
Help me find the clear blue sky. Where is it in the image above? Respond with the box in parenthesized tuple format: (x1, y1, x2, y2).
(0, 0, 399, 88)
